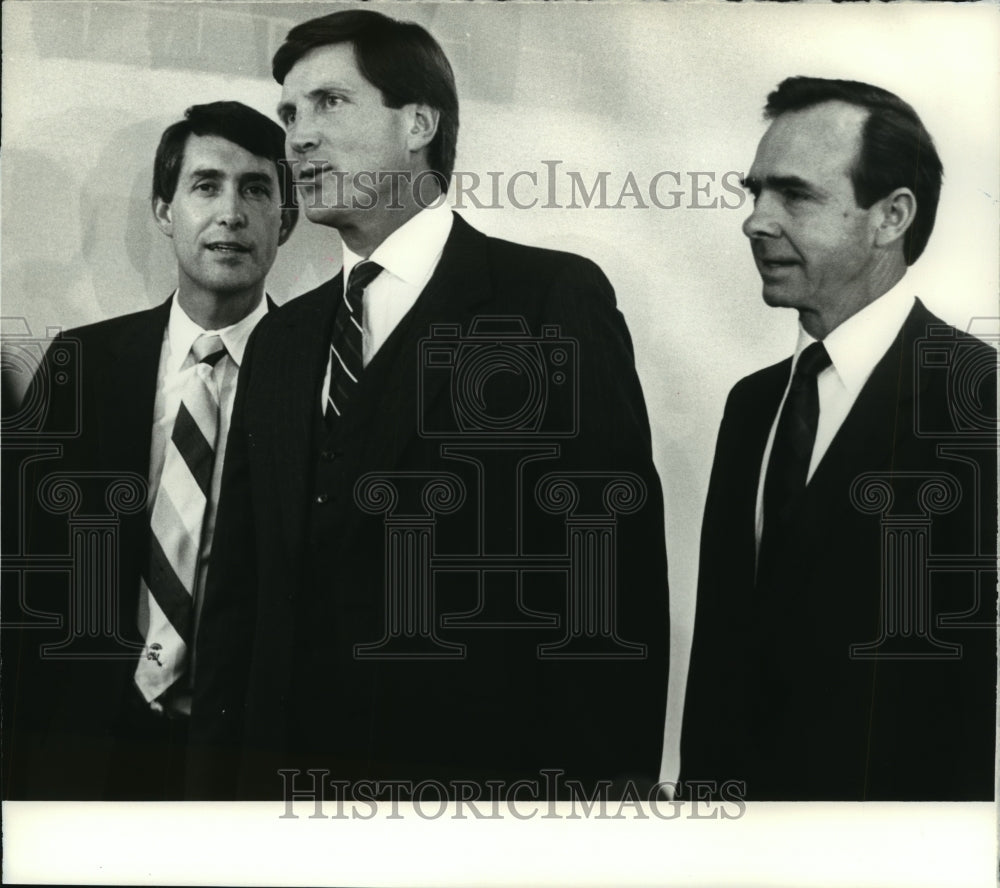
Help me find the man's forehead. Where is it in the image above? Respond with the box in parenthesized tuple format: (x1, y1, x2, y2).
(750, 101, 868, 180)
(180, 133, 277, 178)
(280, 42, 362, 94)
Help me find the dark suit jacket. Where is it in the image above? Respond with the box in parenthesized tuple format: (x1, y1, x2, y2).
(2, 295, 274, 799)
(190, 214, 670, 799)
(682, 299, 997, 800)
(3, 299, 170, 799)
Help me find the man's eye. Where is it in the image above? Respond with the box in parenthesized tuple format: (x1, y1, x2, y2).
(244, 185, 271, 199)
(283, 112, 296, 126)
(783, 189, 808, 202)
(321, 93, 343, 110)
(195, 182, 218, 194)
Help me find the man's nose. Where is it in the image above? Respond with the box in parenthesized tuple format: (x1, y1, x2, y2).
(742, 192, 781, 239)
(216, 189, 247, 228)
(287, 108, 321, 156)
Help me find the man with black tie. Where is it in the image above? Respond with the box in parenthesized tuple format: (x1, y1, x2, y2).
(3, 102, 296, 799)
(682, 77, 997, 800)
(190, 9, 669, 801)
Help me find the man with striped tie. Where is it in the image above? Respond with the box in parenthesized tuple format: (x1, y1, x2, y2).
(4, 101, 296, 799)
(191, 10, 670, 802)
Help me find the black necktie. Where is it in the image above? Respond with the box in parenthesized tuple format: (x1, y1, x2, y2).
(326, 260, 383, 424)
(758, 341, 832, 576)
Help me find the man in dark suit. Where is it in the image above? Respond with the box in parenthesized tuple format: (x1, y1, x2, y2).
(190, 10, 669, 802)
(682, 77, 997, 800)
(2, 101, 296, 799)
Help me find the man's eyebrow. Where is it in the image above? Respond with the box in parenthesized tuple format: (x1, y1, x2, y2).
(741, 174, 817, 193)
(238, 171, 277, 189)
(185, 167, 223, 180)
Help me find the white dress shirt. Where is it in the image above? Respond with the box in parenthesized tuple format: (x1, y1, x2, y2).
(754, 281, 916, 547)
(321, 202, 454, 410)
(147, 294, 268, 704)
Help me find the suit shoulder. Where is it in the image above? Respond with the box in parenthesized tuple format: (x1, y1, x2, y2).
(265, 279, 335, 323)
(908, 298, 996, 353)
(481, 231, 609, 286)
(728, 358, 791, 403)
(56, 303, 167, 345)
(911, 316, 997, 358)
(470, 230, 617, 323)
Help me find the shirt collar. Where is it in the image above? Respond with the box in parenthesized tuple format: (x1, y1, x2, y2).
(166, 292, 269, 372)
(792, 278, 915, 396)
(341, 201, 454, 291)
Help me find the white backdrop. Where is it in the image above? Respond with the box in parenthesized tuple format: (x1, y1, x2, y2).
(2, 2, 998, 885)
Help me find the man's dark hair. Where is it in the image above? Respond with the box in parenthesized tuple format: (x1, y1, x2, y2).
(765, 76, 943, 265)
(152, 100, 297, 219)
(272, 9, 458, 193)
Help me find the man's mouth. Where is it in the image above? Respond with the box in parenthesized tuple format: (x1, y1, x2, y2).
(295, 162, 329, 183)
(206, 242, 251, 253)
(757, 257, 798, 269)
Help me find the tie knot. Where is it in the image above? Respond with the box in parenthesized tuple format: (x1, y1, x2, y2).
(794, 341, 831, 381)
(192, 334, 226, 367)
(346, 261, 383, 303)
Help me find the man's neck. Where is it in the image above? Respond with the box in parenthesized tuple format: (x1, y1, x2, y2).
(175, 286, 264, 330)
(802, 258, 907, 339)
(338, 185, 443, 258)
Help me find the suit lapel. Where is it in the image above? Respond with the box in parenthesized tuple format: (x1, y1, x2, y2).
(103, 294, 280, 485)
(737, 362, 790, 491)
(90, 298, 169, 640)
(723, 362, 789, 578)
(806, 300, 933, 502)
(97, 299, 171, 483)
(346, 214, 496, 478)
(273, 274, 343, 562)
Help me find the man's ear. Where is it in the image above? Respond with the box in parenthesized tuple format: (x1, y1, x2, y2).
(152, 196, 174, 238)
(874, 187, 917, 249)
(405, 103, 440, 154)
(278, 207, 297, 246)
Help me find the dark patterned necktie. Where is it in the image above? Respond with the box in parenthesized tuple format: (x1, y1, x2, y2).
(758, 341, 832, 578)
(326, 261, 383, 424)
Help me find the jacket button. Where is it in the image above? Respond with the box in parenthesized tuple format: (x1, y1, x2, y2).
(321, 449, 336, 461)
(315, 492, 330, 504)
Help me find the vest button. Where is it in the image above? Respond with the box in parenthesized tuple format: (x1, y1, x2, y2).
(315, 492, 330, 504)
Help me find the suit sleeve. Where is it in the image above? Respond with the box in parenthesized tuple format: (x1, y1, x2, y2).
(533, 257, 671, 790)
(680, 381, 757, 793)
(186, 328, 261, 800)
(2, 334, 84, 798)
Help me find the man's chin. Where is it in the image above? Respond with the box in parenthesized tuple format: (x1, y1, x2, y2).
(760, 284, 800, 309)
(302, 204, 352, 228)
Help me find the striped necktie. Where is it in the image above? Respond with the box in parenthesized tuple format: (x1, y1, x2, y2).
(326, 260, 382, 424)
(134, 333, 226, 706)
